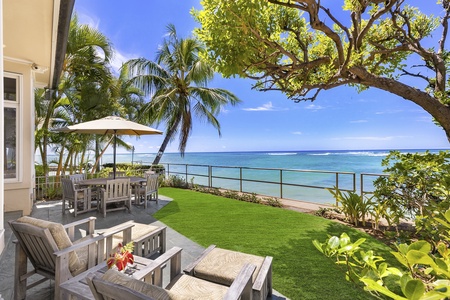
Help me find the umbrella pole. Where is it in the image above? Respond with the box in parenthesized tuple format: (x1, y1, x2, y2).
(113, 131, 117, 179)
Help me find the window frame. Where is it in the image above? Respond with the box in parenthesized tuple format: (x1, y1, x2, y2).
(4, 72, 22, 182)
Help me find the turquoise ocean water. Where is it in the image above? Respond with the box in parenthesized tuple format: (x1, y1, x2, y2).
(41, 149, 447, 205)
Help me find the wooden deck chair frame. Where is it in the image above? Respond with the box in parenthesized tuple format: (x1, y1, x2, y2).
(9, 217, 135, 300)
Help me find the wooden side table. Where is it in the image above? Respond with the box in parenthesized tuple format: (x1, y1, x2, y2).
(60, 256, 153, 300)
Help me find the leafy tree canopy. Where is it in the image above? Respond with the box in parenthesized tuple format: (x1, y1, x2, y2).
(193, 0, 450, 141)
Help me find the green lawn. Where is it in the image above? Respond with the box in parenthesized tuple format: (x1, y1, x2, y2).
(155, 188, 396, 300)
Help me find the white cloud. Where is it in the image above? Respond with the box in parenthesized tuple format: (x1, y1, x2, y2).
(350, 120, 368, 123)
(375, 109, 403, 115)
(110, 49, 138, 74)
(292, 131, 302, 135)
(243, 102, 275, 111)
(304, 104, 324, 111)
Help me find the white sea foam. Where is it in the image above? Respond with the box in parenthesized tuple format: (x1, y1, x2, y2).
(266, 152, 297, 156)
(309, 151, 389, 157)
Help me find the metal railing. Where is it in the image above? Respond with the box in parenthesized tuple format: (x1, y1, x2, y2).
(162, 163, 383, 204)
(34, 163, 384, 205)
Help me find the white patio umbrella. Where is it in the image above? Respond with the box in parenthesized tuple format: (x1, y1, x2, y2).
(56, 116, 163, 178)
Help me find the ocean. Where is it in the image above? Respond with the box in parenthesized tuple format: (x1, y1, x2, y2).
(41, 149, 448, 205)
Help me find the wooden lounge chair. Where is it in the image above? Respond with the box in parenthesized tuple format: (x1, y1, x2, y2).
(99, 221, 167, 258)
(133, 174, 159, 208)
(100, 178, 132, 218)
(184, 244, 273, 300)
(86, 247, 256, 300)
(61, 177, 91, 216)
(9, 216, 135, 300)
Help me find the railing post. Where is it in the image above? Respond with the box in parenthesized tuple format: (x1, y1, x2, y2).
(240, 167, 243, 193)
(280, 169, 283, 199)
(353, 173, 356, 192)
(360, 173, 364, 198)
(209, 166, 212, 188)
(336, 172, 339, 190)
(185, 164, 188, 184)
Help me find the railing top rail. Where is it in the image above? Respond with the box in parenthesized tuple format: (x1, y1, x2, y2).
(163, 163, 355, 175)
(361, 172, 387, 177)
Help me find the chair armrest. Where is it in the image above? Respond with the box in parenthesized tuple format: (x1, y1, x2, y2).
(95, 221, 136, 258)
(253, 256, 273, 291)
(134, 246, 183, 286)
(64, 216, 97, 240)
(224, 264, 256, 300)
(183, 244, 216, 275)
(53, 234, 106, 258)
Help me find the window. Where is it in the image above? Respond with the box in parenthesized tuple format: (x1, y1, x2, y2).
(4, 74, 21, 180)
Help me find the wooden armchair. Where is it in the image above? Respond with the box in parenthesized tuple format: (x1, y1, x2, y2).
(86, 247, 256, 300)
(100, 178, 132, 218)
(9, 216, 135, 300)
(133, 174, 159, 208)
(61, 177, 91, 216)
(99, 221, 167, 258)
(184, 245, 273, 300)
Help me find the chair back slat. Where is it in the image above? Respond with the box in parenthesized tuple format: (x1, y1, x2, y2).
(10, 222, 58, 274)
(146, 174, 158, 190)
(105, 179, 131, 200)
(69, 173, 86, 182)
(62, 178, 76, 199)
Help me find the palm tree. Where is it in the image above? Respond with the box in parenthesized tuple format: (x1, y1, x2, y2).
(37, 14, 113, 175)
(124, 24, 241, 164)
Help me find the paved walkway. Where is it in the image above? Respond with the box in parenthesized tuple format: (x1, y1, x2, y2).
(0, 195, 291, 300)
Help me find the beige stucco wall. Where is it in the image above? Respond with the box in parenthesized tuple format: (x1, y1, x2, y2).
(4, 60, 34, 216)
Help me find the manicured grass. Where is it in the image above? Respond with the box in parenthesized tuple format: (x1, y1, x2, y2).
(155, 188, 396, 300)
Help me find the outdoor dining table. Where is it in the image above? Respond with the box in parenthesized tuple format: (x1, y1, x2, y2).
(78, 176, 146, 209)
(78, 176, 146, 187)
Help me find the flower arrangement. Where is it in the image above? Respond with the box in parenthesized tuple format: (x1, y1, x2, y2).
(107, 242, 135, 271)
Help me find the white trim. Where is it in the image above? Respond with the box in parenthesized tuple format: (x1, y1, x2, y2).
(4, 72, 22, 183)
(3, 56, 34, 65)
(0, 0, 6, 256)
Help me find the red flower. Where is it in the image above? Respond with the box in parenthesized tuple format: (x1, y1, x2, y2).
(107, 242, 135, 271)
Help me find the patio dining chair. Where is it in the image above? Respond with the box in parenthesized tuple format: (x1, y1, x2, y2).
(9, 216, 135, 300)
(184, 244, 273, 300)
(100, 178, 132, 218)
(61, 178, 91, 216)
(86, 247, 256, 300)
(133, 174, 159, 208)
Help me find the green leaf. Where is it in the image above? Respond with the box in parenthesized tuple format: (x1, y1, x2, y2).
(328, 236, 340, 250)
(402, 279, 425, 300)
(408, 241, 431, 253)
(312, 240, 325, 254)
(406, 250, 435, 266)
(391, 251, 409, 267)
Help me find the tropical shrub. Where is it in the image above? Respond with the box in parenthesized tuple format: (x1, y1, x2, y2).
(313, 209, 450, 300)
(374, 150, 450, 244)
(328, 187, 373, 226)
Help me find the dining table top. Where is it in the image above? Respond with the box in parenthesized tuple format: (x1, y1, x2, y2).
(78, 176, 146, 186)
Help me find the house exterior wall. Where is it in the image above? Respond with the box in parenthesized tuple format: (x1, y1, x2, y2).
(4, 60, 34, 216)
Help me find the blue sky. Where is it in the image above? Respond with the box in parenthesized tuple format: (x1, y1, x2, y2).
(74, 0, 450, 154)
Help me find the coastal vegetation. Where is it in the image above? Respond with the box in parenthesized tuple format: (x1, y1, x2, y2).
(193, 1, 450, 142)
(35, 20, 238, 176)
(317, 150, 450, 299)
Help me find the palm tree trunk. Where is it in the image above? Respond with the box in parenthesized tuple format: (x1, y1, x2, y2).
(152, 120, 179, 165)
